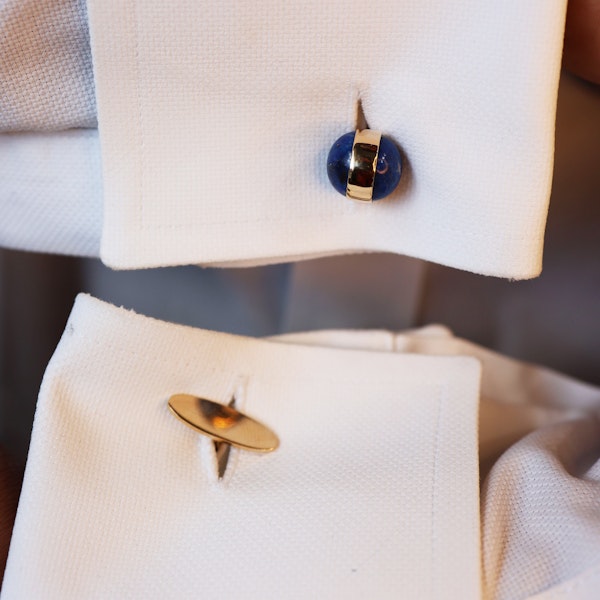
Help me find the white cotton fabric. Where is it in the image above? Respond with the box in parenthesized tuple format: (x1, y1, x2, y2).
(0, 0, 96, 131)
(4, 297, 600, 599)
(528, 564, 600, 600)
(0, 129, 102, 257)
(1, 295, 482, 599)
(280, 328, 600, 599)
(482, 417, 600, 599)
(86, 0, 566, 277)
(0, 0, 567, 276)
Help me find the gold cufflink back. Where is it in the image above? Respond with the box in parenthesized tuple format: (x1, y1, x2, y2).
(168, 394, 279, 453)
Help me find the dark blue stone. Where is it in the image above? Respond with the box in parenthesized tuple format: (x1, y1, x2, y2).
(372, 135, 402, 200)
(326, 131, 402, 201)
(326, 132, 354, 196)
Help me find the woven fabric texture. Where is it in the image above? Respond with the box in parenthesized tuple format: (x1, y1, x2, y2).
(281, 328, 600, 599)
(0, 129, 102, 257)
(2, 295, 482, 598)
(85, 0, 566, 277)
(0, 0, 96, 131)
(0, 1, 568, 277)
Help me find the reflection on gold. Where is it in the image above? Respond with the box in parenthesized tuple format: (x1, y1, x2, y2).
(168, 394, 279, 452)
(346, 130, 382, 202)
(200, 399, 238, 429)
(212, 415, 236, 429)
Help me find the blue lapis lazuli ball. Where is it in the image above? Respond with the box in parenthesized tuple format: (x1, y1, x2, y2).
(326, 132, 402, 200)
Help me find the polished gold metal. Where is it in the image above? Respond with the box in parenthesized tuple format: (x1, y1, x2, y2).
(346, 129, 382, 202)
(168, 394, 279, 453)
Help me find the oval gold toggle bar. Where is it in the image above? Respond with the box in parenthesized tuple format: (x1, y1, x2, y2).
(346, 129, 382, 202)
(168, 394, 279, 452)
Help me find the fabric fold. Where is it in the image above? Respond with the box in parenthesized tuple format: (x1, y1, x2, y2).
(2, 295, 482, 599)
(85, 0, 566, 277)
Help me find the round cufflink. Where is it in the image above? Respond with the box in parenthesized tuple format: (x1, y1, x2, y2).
(327, 130, 402, 202)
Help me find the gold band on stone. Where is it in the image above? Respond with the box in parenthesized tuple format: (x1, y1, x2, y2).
(346, 129, 382, 202)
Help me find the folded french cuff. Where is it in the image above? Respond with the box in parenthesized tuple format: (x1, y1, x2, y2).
(84, 0, 566, 278)
(3, 294, 482, 598)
